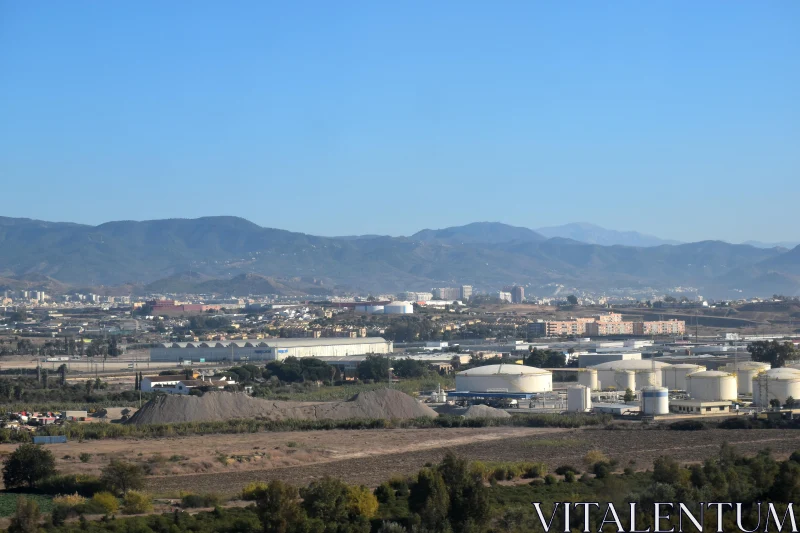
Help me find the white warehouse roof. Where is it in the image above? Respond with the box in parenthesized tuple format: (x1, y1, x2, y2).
(158, 337, 390, 349)
(457, 364, 550, 376)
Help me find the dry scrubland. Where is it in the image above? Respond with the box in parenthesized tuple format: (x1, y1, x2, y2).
(5, 426, 800, 496)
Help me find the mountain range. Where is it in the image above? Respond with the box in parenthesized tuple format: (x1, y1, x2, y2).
(0, 216, 798, 298)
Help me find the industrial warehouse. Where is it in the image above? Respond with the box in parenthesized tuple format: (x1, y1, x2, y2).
(148, 337, 393, 362)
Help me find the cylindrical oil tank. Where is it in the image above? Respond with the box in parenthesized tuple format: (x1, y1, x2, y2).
(722, 361, 770, 395)
(384, 301, 413, 314)
(577, 369, 599, 391)
(567, 385, 592, 412)
(641, 386, 669, 415)
(685, 370, 738, 401)
(455, 364, 552, 393)
(634, 369, 660, 389)
(752, 368, 800, 407)
(591, 360, 671, 391)
(661, 364, 706, 391)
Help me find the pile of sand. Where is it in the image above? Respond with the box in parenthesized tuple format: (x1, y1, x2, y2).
(126, 389, 438, 425)
(461, 404, 511, 419)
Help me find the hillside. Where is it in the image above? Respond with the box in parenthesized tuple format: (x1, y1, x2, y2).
(0, 216, 798, 297)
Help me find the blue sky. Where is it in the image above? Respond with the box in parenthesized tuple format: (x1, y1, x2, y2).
(1, 2, 798, 243)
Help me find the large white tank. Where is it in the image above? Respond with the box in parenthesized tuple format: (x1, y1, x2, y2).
(355, 304, 385, 314)
(455, 364, 552, 393)
(577, 369, 599, 391)
(590, 360, 672, 390)
(661, 364, 706, 391)
(567, 385, 592, 412)
(752, 368, 800, 407)
(612, 370, 635, 391)
(685, 370, 738, 401)
(383, 301, 413, 314)
(641, 386, 669, 415)
(723, 361, 771, 395)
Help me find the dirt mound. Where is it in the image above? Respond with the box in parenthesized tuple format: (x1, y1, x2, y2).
(462, 404, 512, 419)
(127, 388, 437, 425)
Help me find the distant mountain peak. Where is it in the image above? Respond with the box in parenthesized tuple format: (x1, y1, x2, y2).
(536, 222, 682, 247)
(411, 222, 544, 244)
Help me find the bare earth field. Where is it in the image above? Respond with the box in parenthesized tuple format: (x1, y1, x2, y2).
(5, 426, 800, 495)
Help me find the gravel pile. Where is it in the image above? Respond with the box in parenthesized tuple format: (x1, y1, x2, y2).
(127, 388, 437, 425)
(462, 404, 512, 419)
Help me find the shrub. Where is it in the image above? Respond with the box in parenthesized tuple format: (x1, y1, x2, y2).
(718, 417, 753, 430)
(38, 474, 104, 497)
(669, 420, 706, 431)
(544, 474, 558, 485)
(53, 493, 86, 509)
(374, 483, 394, 504)
(122, 490, 152, 514)
(522, 462, 547, 479)
(593, 462, 611, 479)
(347, 485, 379, 519)
(555, 465, 580, 476)
(564, 471, 576, 483)
(89, 492, 119, 515)
(583, 450, 609, 468)
(181, 492, 223, 508)
(241, 481, 268, 501)
(79, 453, 92, 463)
(101, 459, 145, 495)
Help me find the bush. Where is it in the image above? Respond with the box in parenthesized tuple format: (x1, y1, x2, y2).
(564, 471, 576, 483)
(38, 474, 104, 497)
(583, 450, 609, 468)
(88, 492, 119, 515)
(101, 459, 145, 495)
(241, 481, 268, 501)
(718, 417, 753, 430)
(669, 420, 706, 431)
(555, 465, 580, 476)
(53, 493, 86, 509)
(79, 453, 92, 463)
(522, 462, 547, 479)
(593, 462, 611, 479)
(122, 490, 152, 514)
(374, 483, 394, 504)
(544, 474, 558, 485)
(181, 492, 223, 508)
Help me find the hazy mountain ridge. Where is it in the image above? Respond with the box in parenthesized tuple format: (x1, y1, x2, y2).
(536, 222, 682, 247)
(0, 216, 798, 298)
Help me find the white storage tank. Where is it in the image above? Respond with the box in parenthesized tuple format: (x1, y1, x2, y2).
(612, 370, 635, 391)
(662, 364, 706, 391)
(355, 304, 385, 314)
(567, 385, 592, 412)
(577, 369, 599, 391)
(384, 301, 413, 314)
(685, 370, 737, 401)
(641, 386, 669, 415)
(752, 368, 800, 407)
(455, 364, 552, 393)
(723, 361, 771, 395)
(590, 360, 672, 390)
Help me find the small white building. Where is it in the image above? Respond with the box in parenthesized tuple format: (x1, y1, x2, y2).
(669, 400, 732, 415)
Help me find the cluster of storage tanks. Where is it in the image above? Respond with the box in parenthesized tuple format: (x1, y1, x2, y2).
(454, 357, 799, 413)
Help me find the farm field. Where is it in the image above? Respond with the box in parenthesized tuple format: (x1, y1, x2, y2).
(5, 425, 800, 496)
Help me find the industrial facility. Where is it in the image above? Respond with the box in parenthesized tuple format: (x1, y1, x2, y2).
(454, 364, 552, 394)
(149, 337, 393, 362)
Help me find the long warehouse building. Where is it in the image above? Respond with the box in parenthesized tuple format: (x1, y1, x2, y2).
(149, 337, 393, 363)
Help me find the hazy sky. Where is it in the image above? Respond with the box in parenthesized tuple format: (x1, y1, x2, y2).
(1, 2, 798, 242)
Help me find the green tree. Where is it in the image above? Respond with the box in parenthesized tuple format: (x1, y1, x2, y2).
(437, 451, 490, 533)
(748, 340, 797, 368)
(7, 496, 40, 533)
(357, 355, 390, 382)
(100, 459, 145, 495)
(392, 358, 429, 379)
(769, 460, 800, 503)
(255, 480, 309, 533)
(3, 444, 57, 489)
(623, 388, 635, 403)
(409, 468, 450, 533)
(652, 455, 684, 485)
(566, 295, 579, 305)
(786, 396, 797, 408)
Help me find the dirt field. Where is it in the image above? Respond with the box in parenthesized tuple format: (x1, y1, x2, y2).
(6, 425, 800, 495)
